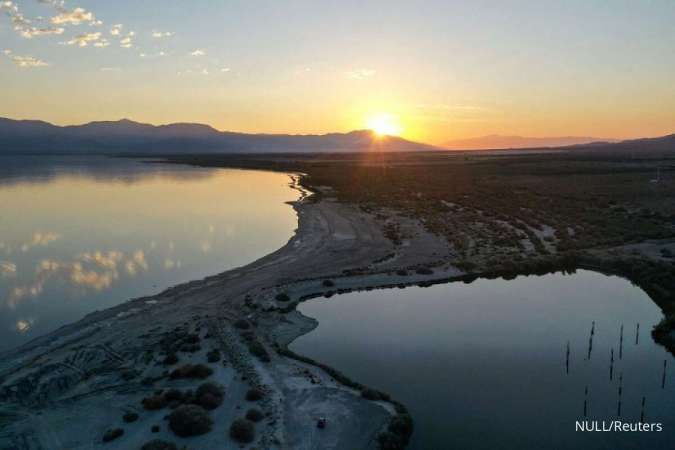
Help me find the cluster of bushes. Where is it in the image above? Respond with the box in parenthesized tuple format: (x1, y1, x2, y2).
(377, 413, 414, 450)
(240, 329, 271, 362)
(206, 348, 221, 363)
(169, 404, 213, 437)
(169, 364, 213, 380)
(141, 440, 177, 450)
(229, 418, 256, 443)
(142, 382, 224, 412)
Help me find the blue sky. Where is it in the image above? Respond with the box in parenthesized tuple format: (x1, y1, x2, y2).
(1, 1, 674, 143)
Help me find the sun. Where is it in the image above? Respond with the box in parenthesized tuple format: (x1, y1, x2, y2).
(366, 114, 402, 137)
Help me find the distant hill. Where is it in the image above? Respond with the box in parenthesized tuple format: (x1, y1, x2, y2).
(444, 134, 617, 150)
(0, 118, 437, 154)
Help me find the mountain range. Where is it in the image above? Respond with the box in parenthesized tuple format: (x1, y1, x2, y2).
(1, 117, 673, 155)
(444, 134, 618, 150)
(0, 118, 436, 154)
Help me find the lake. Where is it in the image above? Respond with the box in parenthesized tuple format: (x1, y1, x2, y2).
(292, 270, 674, 449)
(0, 155, 299, 351)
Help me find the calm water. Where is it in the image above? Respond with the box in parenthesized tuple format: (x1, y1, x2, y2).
(0, 156, 299, 351)
(292, 270, 674, 449)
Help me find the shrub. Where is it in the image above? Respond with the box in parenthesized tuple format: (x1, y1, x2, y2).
(123, 412, 139, 423)
(168, 405, 213, 437)
(141, 439, 177, 450)
(275, 292, 290, 302)
(415, 267, 433, 275)
(248, 341, 271, 362)
(322, 279, 335, 287)
(245, 408, 264, 422)
(395, 269, 408, 276)
(234, 319, 251, 330)
(151, 425, 160, 433)
(207, 349, 221, 363)
(388, 414, 413, 437)
(163, 353, 178, 365)
(361, 388, 389, 401)
(102, 428, 124, 442)
(245, 388, 264, 401)
(194, 382, 225, 410)
(377, 430, 405, 450)
(142, 395, 167, 411)
(169, 364, 213, 380)
(164, 389, 183, 402)
(229, 418, 255, 443)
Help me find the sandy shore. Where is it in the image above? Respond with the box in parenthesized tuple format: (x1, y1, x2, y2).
(0, 175, 459, 450)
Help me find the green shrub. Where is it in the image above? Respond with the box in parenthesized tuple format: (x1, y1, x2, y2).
(275, 292, 290, 302)
(245, 388, 264, 401)
(168, 405, 213, 437)
(142, 395, 167, 410)
(322, 279, 335, 287)
(141, 440, 177, 450)
(102, 428, 124, 442)
(229, 418, 255, 443)
(169, 364, 213, 379)
(194, 382, 225, 410)
(123, 412, 139, 423)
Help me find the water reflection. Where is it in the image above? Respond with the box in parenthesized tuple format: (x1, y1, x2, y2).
(292, 270, 674, 450)
(0, 156, 299, 350)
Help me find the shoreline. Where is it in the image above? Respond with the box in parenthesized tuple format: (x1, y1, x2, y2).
(1, 163, 673, 449)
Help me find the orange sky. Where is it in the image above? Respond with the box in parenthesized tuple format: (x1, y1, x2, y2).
(1, 1, 674, 145)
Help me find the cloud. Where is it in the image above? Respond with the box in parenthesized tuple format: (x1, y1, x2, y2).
(140, 51, 166, 58)
(1, 1, 64, 38)
(346, 68, 376, 80)
(5, 53, 49, 67)
(93, 38, 109, 48)
(64, 31, 101, 47)
(50, 7, 96, 25)
(119, 32, 134, 48)
(20, 232, 59, 251)
(190, 49, 205, 57)
(0, 260, 16, 276)
(100, 66, 121, 72)
(110, 23, 122, 36)
(152, 30, 173, 38)
(15, 318, 34, 333)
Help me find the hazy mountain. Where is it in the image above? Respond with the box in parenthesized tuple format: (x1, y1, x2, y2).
(0, 118, 436, 154)
(444, 134, 617, 150)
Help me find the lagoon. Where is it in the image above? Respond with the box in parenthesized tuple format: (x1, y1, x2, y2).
(292, 270, 674, 449)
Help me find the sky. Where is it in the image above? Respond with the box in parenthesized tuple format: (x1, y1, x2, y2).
(1, 0, 674, 145)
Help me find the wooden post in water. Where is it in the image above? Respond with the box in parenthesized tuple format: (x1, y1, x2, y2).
(565, 341, 570, 375)
(617, 373, 623, 417)
(662, 359, 667, 389)
(635, 323, 639, 345)
(609, 348, 614, 381)
(619, 324, 623, 359)
(583, 386, 588, 417)
(587, 321, 595, 360)
(640, 396, 646, 422)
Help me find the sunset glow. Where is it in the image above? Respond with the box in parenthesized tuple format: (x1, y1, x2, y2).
(366, 114, 402, 137)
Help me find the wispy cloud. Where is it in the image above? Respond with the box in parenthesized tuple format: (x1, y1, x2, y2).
(4, 51, 49, 67)
(64, 31, 102, 47)
(345, 68, 376, 80)
(152, 30, 173, 38)
(140, 51, 166, 58)
(1, 1, 65, 38)
(119, 31, 135, 48)
(50, 7, 96, 25)
(0, 260, 16, 277)
(190, 49, 205, 57)
(110, 23, 122, 36)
